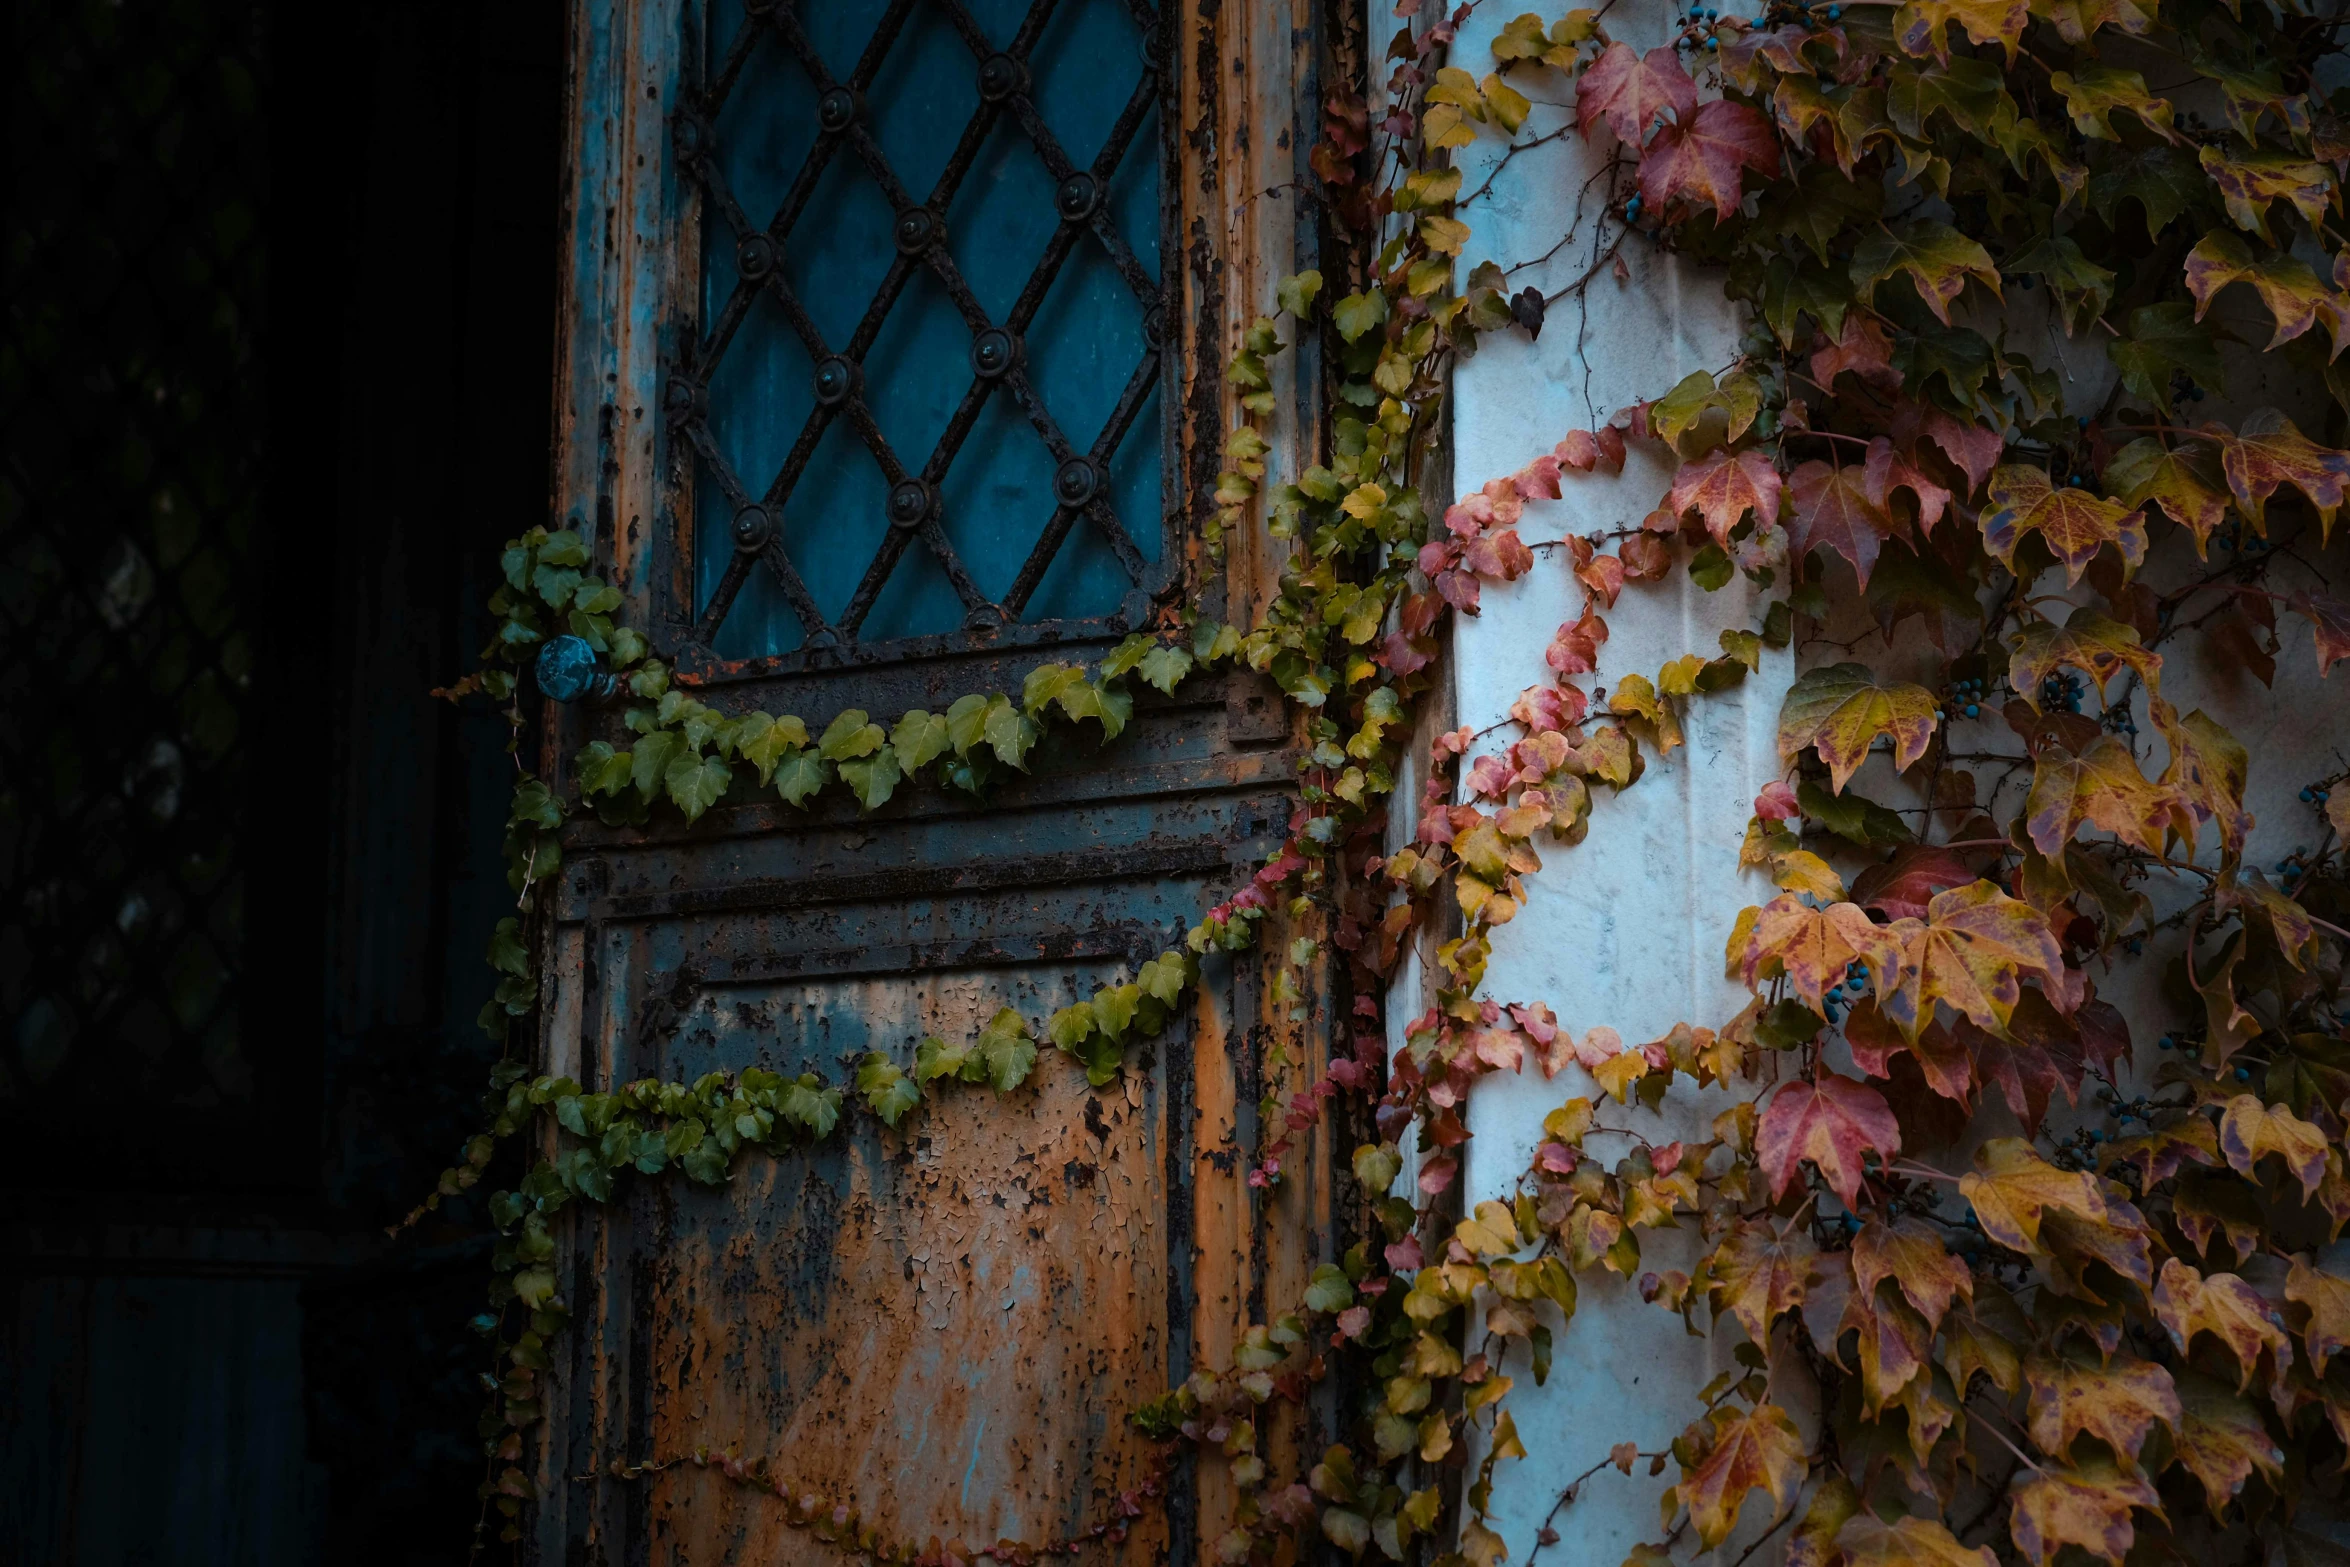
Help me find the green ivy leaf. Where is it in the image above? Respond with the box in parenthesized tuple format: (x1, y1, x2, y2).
(983, 696, 1038, 769)
(1304, 1262, 1357, 1314)
(773, 748, 831, 808)
(891, 709, 949, 772)
(976, 1008, 1037, 1092)
(663, 750, 731, 822)
(817, 709, 885, 762)
(1278, 269, 1325, 320)
(946, 692, 993, 755)
(1794, 779, 1914, 848)
(486, 917, 529, 978)
(914, 1033, 974, 1083)
(1092, 982, 1141, 1041)
(1333, 289, 1390, 343)
(1047, 1002, 1098, 1050)
(855, 1054, 922, 1127)
(576, 740, 634, 797)
(1023, 662, 1087, 715)
(838, 747, 903, 811)
(537, 529, 588, 568)
(780, 1079, 841, 1139)
(2107, 301, 2224, 417)
(509, 778, 562, 830)
(735, 712, 812, 782)
(1192, 621, 1243, 663)
(630, 729, 681, 797)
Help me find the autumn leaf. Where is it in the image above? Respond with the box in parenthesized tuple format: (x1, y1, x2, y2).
(1708, 1221, 1821, 1344)
(1839, 1514, 1996, 1567)
(1960, 1136, 2111, 1256)
(1731, 894, 1909, 1011)
(1981, 466, 2149, 585)
(2198, 147, 2335, 243)
(1678, 1401, 1806, 1548)
(2200, 409, 2350, 540)
(2008, 608, 2162, 708)
(2219, 1094, 2330, 1198)
(1894, 0, 2028, 62)
(1851, 221, 2002, 326)
(2289, 589, 2350, 674)
(2171, 1370, 2286, 1512)
(1811, 312, 1898, 389)
(2023, 731, 2172, 857)
(1852, 1216, 1972, 1329)
(2154, 1258, 2295, 1393)
(2049, 66, 2177, 142)
(2024, 1348, 2179, 1464)
(1777, 663, 1940, 792)
(1757, 1071, 1902, 1205)
(2104, 437, 2229, 552)
(1787, 460, 1903, 587)
(1852, 845, 1981, 921)
(2009, 1461, 2159, 1567)
(2184, 231, 2349, 355)
(1879, 880, 2066, 1039)
(1667, 448, 1783, 544)
(1638, 99, 1781, 222)
(1845, 1280, 1933, 1413)
(2289, 1257, 2350, 1375)
(2152, 700, 2251, 854)
(1576, 43, 1695, 146)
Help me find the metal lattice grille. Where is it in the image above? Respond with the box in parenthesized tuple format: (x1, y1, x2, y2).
(0, 1, 266, 1115)
(674, 0, 1170, 664)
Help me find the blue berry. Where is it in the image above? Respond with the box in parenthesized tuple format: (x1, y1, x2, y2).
(2235, 1067, 2252, 1082)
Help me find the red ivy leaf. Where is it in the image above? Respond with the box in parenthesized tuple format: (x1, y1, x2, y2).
(1637, 99, 1782, 222)
(1575, 43, 1696, 146)
(1757, 1070, 1902, 1206)
(1787, 460, 1903, 587)
(2289, 588, 2350, 674)
(1667, 448, 1784, 544)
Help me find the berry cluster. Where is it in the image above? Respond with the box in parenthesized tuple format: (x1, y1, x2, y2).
(2040, 671, 2086, 713)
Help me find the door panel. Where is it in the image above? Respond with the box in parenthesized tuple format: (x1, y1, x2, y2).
(538, 0, 1335, 1560)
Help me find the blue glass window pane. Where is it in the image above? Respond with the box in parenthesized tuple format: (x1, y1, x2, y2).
(690, 0, 1163, 660)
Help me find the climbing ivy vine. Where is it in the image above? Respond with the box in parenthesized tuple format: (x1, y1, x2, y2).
(412, 0, 2350, 1563)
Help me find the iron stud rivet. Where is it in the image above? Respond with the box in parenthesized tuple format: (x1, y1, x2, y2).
(812, 355, 858, 407)
(894, 207, 939, 254)
(818, 86, 858, 132)
(888, 478, 933, 529)
(971, 327, 1016, 380)
(1055, 172, 1102, 222)
(1054, 457, 1100, 508)
(673, 115, 706, 156)
(737, 232, 778, 280)
(664, 377, 699, 415)
(1142, 305, 1166, 349)
(978, 53, 1025, 101)
(732, 504, 774, 553)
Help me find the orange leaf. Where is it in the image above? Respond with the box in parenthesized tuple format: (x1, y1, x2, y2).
(1776, 663, 1940, 792)
(2007, 607, 2162, 708)
(2008, 1460, 2158, 1567)
(1894, 0, 2029, 62)
(1839, 1514, 1996, 1567)
(2171, 1370, 2285, 1513)
(1575, 43, 1695, 146)
(1981, 465, 2148, 585)
(2152, 699, 2250, 855)
(2200, 408, 2350, 541)
(1731, 895, 1909, 1012)
(1757, 1071, 1902, 1205)
(1666, 448, 1784, 545)
(2183, 231, 2350, 355)
(1959, 1136, 2109, 1256)
(1677, 1401, 1806, 1548)
(1811, 313, 1898, 390)
(1637, 99, 1781, 223)
(2289, 1257, 2350, 1376)
(1707, 1220, 1820, 1344)
(2219, 1093, 2329, 1198)
(1844, 1280, 1933, 1413)
(2154, 1258, 2294, 1394)
(2024, 1348, 2178, 1464)
(2023, 732, 2172, 857)
(1881, 880, 2066, 1039)
(1852, 1216, 1973, 1330)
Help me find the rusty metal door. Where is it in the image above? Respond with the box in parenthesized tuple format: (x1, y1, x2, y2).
(531, 2, 1341, 1560)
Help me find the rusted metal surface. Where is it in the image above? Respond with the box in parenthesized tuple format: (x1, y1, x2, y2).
(537, 2, 1336, 1562)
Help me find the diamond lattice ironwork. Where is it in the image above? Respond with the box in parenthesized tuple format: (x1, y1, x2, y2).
(0, 0, 266, 1125)
(674, 0, 1171, 664)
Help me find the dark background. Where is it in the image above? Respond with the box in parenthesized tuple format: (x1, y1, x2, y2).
(3, 2, 566, 1560)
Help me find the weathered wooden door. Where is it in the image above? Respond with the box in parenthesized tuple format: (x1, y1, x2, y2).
(533, 2, 1339, 1560)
